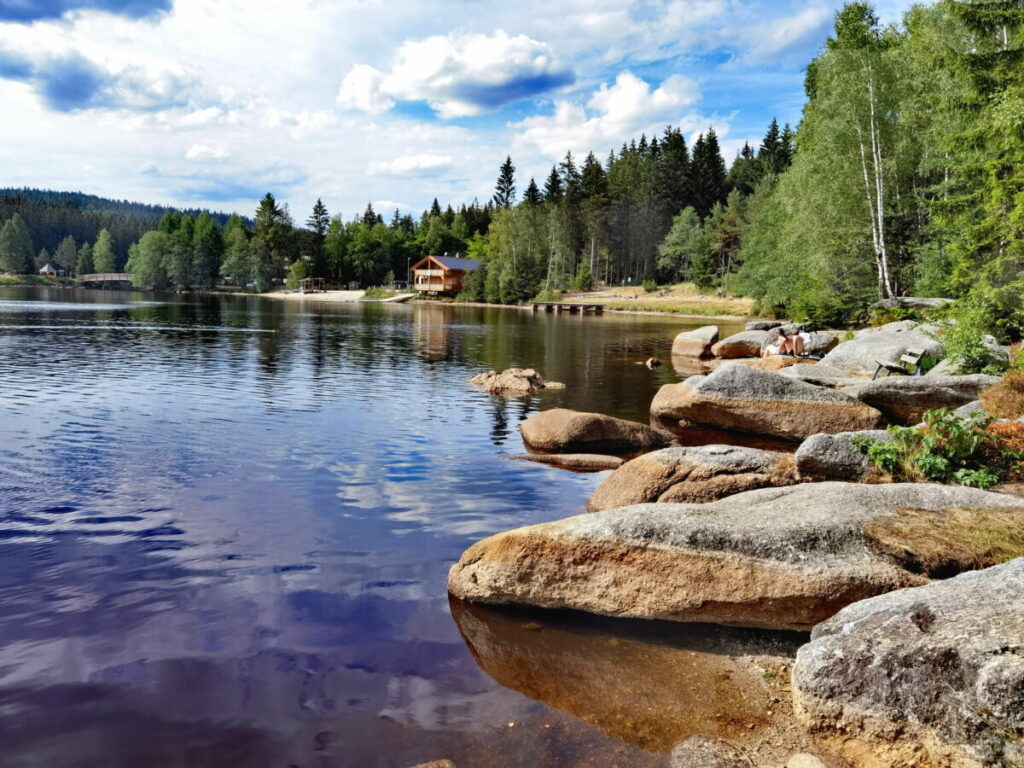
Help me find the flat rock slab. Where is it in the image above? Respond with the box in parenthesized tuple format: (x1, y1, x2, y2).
(795, 430, 890, 483)
(587, 445, 795, 512)
(469, 368, 564, 395)
(672, 325, 719, 357)
(779, 363, 867, 388)
(711, 330, 770, 358)
(794, 557, 1024, 768)
(448, 483, 1024, 631)
(820, 323, 945, 376)
(520, 408, 673, 454)
(844, 374, 1000, 425)
(650, 364, 885, 441)
(746, 320, 783, 331)
(512, 453, 625, 472)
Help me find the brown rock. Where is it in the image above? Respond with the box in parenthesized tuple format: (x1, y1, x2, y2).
(711, 330, 771, 358)
(512, 453, 625, 472)
(469, 368, 564, 395)
(520, 408, 673, 454)
(448, 483, 1024, 631)
(587, 445, 795, 512)
(651, 364, 885, 441)
(672, 325, 720, 358)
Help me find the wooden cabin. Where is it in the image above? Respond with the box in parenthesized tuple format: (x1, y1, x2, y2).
(411, 255, 479, 294)
(38, 263, 59, 277)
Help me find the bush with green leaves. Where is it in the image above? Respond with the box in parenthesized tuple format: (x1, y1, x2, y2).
(642, 279, 657, 293)
(940, 303, 1009, 375)
(853, 409, 1024, 490)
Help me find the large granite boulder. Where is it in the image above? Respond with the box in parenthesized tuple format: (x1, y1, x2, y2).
(711, 330, 771, 358)
(820, 322, 945, 375)
(672, 325, 719, 358)
(794, 557, 1024, 768)
(843, 374, 1001, 425)
(587, 445, 796, 512)
(447, 483, 1024, 631)
(873, 296, 953, 310)
(746, 320, 783, 331)
(519, 408, 672, 454)
(649, 364, 885, 441)
(779, 363, 866, 388)
(795, 430, 890, 482)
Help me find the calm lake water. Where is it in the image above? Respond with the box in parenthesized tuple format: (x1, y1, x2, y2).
(0, 287, 755, 768)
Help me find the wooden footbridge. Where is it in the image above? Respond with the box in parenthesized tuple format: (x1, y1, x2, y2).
(78, 273, 134, 288)
(530, 301, 604, 315)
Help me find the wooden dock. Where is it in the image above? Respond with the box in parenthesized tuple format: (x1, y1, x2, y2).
(530, 301, 604, 315)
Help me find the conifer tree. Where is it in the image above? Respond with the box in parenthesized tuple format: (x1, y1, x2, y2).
(53, 235, 77, 273)
(690, 130, 727, 218)
(0, 213, 35, 273)
(543, 166, 563, 204)
(36, 248, 50, 270)
(75, 242, 94, 276)
(522, 178, 542, 207)
(307, 198, 329, 237)
(92, 228, 116, 273)
(492, 155, 516, 208)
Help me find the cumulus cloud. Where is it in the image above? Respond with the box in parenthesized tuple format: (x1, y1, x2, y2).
(512, 71, 701, 157)
(0, 0, 171, 22)
(338, 30, 574, 119)
(369, 154, 453, 176)
(185, 143, 227, 160)
(726, 6, 833, 66)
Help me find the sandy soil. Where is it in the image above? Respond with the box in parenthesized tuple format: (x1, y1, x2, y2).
(259, 289, 366, 303)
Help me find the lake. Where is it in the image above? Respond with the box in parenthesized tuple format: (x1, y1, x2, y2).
(0, 287, 756, 768)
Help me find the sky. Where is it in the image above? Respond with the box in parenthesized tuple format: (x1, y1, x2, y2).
(0, 0, 925, 221)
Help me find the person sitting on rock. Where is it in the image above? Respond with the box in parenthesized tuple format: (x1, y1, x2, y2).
(763, 328, 789, 357)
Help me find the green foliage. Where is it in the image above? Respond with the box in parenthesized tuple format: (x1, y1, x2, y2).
(573, 261, 594, 292)
(92, 229, 116, 273)
(285, 259, 309, 289)
(941, 303, 1009, 374)
(657, 207, 708, 284)
(853, 409, 1015, 489)
(0, 213, 35, 273)
(642, 278, 657, 293)
(362, 285, 393, 299)
(75, 243, 93, 276)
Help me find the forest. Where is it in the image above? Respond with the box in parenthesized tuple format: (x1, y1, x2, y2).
(0, 0, 1021, 340)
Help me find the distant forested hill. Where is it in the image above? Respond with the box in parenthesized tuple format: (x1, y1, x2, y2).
(0, 188, 241, 263)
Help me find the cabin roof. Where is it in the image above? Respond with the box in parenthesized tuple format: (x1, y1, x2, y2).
(433, 256, 479, 271)
(38, 264, 57, 273)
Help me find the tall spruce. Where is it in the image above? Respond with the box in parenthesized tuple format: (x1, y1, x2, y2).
(690, 129, 727, 218)
(492, 155, 516, 208)
(0, 213, 35, 273)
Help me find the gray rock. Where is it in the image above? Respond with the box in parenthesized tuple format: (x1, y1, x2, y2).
(587, 444, 796, 511)
(745, 320, 783, 331)
(794, 558, 1024, 767)
(822, 322, 945, 376)
(670, 736, 747, 768)
(448, 482, 1024, 631)
(954, 400, 985, 419)
(779, 363, 867, 388)
(711, 330, 771, 358)
(520, 408, 673, 454)
(924, 357, 957, 377)
(672, 325, 719, 357)
(843, 374, 1001, 425)
(786, 756, 827, 768)
(873, 296, 954, 310)
(795, 430, 891, 482)
(650, 363, 885, 441)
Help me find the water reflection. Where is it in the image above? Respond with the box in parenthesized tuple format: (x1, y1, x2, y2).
(0, 287, 753, 767)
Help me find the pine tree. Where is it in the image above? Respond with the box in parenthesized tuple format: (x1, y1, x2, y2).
(758, 118, 784, 175)
(543, 166, 563, 204)
(92, 229, 116, 273)
(53, 235, 77, 273)
(76, 242, 94, 275)
(429, 198, 442, 218)
(191, 213, 224, 287)
(307, 198, 329, 237)
(36, 249, 50, 270)
(690, 130, 728, 218)
(727, 143, 761, 195)
(0, 213, 35, 273)
(523, 178, 542, 207)
(492, 155, 516, 208)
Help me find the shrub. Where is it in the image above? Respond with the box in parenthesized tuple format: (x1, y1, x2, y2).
(362, 285, 393, 299)
(642, 279, 657, 293)
(981, 370, 1024, 420)
(853, 410, 1005, 489)
(869, 306, 920, 326)
(941, 304, 1008, 375)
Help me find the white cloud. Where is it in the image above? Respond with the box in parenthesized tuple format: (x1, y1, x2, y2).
(185, 143, 227, 160)
(512, 71, 702, 157)
(369, 154, 453, 176)
(338, 30, 573, 119)
(726, 6, 833, 66)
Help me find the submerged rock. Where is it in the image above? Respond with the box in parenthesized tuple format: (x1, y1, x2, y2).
(795, 430, 890, 483)
(447, 482, 1024, 631)
(711, 330, 771, 358)
(587, 445, 795, 512)
(672, 325, 719, 358)
(469, 368, 564, 395)
(843, 373, 1000, 425)
(794, 557, 1024, 768)
(512, 453, 625, 472)
(519, 408, 672, 454)
(650, 364, 885, 441)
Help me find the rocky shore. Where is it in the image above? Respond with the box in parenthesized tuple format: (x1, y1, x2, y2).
(453, 316, 1024, 767)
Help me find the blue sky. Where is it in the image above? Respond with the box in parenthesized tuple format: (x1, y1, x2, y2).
(0, 0, 925, 220)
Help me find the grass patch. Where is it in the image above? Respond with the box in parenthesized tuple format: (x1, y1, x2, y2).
(603, 300, 749, 316)
(863, 506, 1024, 577)
(362, 286, 397, 299)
